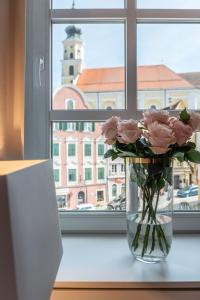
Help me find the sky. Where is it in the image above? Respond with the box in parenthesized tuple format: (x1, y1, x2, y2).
(52, 1, 200, 90)
(53, 0, 200, 9)
(138, 0, 200, 9)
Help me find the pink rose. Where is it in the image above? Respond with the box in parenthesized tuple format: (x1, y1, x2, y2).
(143, 110, 170, 128)
(170, 119, 193, 146)
(102, 116, 120, 144)
(189, 111, 200, 132)
(146, 122, 176, 154)
(117, 119, 141, 144)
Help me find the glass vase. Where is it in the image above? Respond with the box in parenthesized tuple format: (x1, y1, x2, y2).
(126, 157, 173, 263)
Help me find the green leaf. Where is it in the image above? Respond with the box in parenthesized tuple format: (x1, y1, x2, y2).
(186, 149, 200, 163)
(186, 141, 196, 149)
(104, 149, 116, 159)
(173, 152, 185, 163)
(157, 178, 165, 189)
(179, 108, 190, 124)
(111, 153, 119, 161)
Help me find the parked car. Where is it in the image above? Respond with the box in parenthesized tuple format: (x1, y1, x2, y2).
(76, 203, 95, 211)
(176, 185, 198, 198)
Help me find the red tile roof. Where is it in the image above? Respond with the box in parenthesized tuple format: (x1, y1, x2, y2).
(76, 65, 193, 92)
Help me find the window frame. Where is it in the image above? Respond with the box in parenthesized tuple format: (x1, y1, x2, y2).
(25, 0, 200, 233)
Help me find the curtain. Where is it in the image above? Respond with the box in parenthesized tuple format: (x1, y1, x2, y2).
(0, 0, 25, 159)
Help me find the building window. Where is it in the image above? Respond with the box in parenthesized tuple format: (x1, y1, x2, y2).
(53, 169, 60, 182)
(98, 167, 105, 180)
(53, 143, 59, 156)
(97, 191, 104, 202)
(70, 52, 74, 59)
(112, 184, 117, 197)
(77, 191, 85, 204)
(68, 143, 76, 156)
(84, 143, 92, 156)
(121, 164, 125, 173)
(69, 65, 74, 76)
(66, 99, 74, 110)
(66, 122, 76, 131)
(112, 164, 117, 173)
(98, 144, 104, 156)
(85, 168, 92, 181)
(83, 122, 94, 132)
(68, 169, 76, 182)
(121, 183, 125, 195)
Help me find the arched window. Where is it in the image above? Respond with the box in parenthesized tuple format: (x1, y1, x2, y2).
(112, 184, 117, 197)
(121, 184, 125, 195)
(69, 65, 74, 76)
(66, 100, 74, 110)
(70, 52, 74, 59)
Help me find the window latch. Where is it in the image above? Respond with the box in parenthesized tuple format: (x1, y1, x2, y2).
(39, 56, 45, 87)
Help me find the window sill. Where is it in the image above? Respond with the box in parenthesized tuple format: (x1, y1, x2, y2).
(54, 233, 200, 289)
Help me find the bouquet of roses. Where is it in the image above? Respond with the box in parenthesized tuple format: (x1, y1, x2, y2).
(102, 109, 200, 259)
(102, 109, 200, 164)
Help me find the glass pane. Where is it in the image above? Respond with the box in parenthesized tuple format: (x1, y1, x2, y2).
(137, 0, 200, 9)
(52, 122, 125, 211)
(53, 124, 200, 212)
(137, 24, 200, 110)
(53, 0, 124, 9)
(52, 23, 125, 110)
(174, 133, 200, 211)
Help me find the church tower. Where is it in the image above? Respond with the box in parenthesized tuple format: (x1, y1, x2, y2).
(61, 25, 84, 85)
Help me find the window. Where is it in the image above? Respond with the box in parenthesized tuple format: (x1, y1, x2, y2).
(69, 65, 74, 76)
(66, 122, 76, 131)
(112, 184, 117, 197)
(97, 190, 104, 202)
(26, 0, 200, 231)
(66, 99, 74, 110)
(98, 167, 105, 180)
(85, 168, 92, 181)
(98, 144, 104, 156)
(121, 164, 125, 173)
(53, 169, 60, 182)
(112, 164, 117, 173)
(84, 143, 91, 156)
(68, 169, 76, 182)
(53, 143, 59, 156)
(83, 122, 94, 132)
(68, 143, 76, 156)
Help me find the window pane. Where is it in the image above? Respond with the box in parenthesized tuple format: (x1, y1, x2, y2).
(53, 169, 60, 182)
(68, 144, 76, 156)
(52, 122, 125, 211)
(52, 23, 125, 110)
(137, 24, 200, 110)
(53, 143, 59, 156)
(53, 0, 124, 9)
(85, 168, 92, 181)
(137, 0, 200, 9)
(53, 123, 200, 212)
(98, 144, 105, 156)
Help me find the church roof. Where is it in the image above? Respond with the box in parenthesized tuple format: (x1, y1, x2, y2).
(76, 65, 193, 92)
(179, 72, 200, 89)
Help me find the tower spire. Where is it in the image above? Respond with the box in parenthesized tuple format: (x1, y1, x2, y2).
(72, 0, 75, 9)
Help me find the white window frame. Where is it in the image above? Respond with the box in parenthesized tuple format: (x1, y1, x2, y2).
(25, 0, 200, 232)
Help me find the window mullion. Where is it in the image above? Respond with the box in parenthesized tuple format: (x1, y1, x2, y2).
(50, 9, 127, 21)
(136, 9, 200, 21)
(126, 0, 137, 118)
